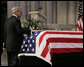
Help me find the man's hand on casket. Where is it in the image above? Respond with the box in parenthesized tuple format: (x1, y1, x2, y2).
(22, 27, 31, 36)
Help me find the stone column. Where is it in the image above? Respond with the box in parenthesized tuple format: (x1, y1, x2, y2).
(42, 1, 46, 17)
(16, 1, 20, 6)
(28, 1, 31, 12)
(46, 1, 53, 25)
(68, 1, 75, 24)
(22, 1, 28, 19)
(57, 1, 68, 24)
(35, 1, 41, 10)
(41, 1, 47, 24)
(31, 1, 36, 11)
(52, 1, 57, 24)
(57, 1, 62, 24)
(62, 1, 67, 24)
(75, 1, 79, 25)
(11, 1, 17, 7)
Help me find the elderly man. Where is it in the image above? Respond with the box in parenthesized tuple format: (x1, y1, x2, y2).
(4, 6, 31, 66)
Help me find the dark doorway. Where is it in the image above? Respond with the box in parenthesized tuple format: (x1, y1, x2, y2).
(0, 1, 7, 66)
(1, 1, 7, 44)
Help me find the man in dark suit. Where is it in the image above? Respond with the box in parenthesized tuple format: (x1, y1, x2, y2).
(4, 6, 31, 66)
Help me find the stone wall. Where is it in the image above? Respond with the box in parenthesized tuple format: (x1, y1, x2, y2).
(7, 1, 83, 31)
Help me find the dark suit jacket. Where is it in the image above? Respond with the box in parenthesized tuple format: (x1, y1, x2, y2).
(4, 16, 31, 52)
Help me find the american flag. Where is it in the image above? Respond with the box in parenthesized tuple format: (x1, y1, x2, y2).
(18, 31, 42, 56)
(77, 1, 83, 31)
(18, 31, 83, 65)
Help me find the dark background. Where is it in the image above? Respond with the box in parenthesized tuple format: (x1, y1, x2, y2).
(19, 52, 83, 66)
(0, 1, 7, 45)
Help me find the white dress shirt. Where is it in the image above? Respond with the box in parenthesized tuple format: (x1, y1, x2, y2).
(12, 14, 18, 18)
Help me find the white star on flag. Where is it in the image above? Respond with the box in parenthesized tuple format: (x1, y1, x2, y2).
(32, 40, 34, 43)
(28, 40, 30, 43)
(23, 41, 25, 44)
(29, 44, 32, 47)
(25, 44, 28, 47)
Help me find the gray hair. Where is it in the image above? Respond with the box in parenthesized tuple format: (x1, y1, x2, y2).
(11, 6, 22, 13)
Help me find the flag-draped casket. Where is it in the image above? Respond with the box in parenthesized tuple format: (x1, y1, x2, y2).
(18, 30, 83, 65)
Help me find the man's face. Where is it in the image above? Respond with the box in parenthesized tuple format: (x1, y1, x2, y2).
(17, 10, 22, 18)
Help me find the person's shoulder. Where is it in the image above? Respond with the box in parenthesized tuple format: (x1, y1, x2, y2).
(6, 16, 16, 21)
(5, 16, 18, 24)
(10, 16, 18, 20)
(9, 16, 19, 23)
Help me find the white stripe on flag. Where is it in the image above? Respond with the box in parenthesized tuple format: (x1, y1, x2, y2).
(50, 43, 83, 48)
(80, 18, 83, 29)
(37, 34, 83, 55)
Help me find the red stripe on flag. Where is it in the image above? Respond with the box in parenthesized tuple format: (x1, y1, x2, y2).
(77, 16, 83, 31)
(44, 31, 83, 35)
(39, 32, 83, 47)
(50, 48, 83, 53)
(47, 38, 83, 43)
(80, 23, 83, 31)
(41, 42, 49, 58)
(39, 33, 46, 46)
(77, 22, 80, 31)
(50, 60, 52, 62)
(81, 16, 83, 22)
(41, 38, 83, 58)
